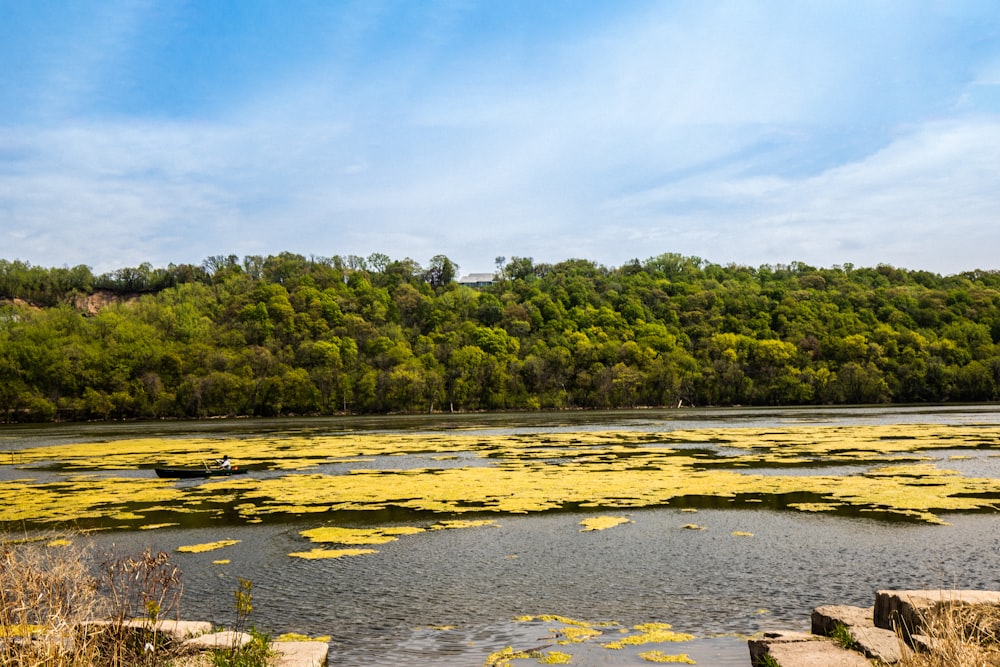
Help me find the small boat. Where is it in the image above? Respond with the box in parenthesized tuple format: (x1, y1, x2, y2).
(154, 467, 248, 479)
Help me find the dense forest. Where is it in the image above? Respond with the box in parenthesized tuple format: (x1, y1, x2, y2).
(2, 252, 1000, 422)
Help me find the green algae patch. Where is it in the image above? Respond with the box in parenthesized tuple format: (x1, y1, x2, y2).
(579, 516, 631, 532)
(787, 502, 840, 513)
(431, 519, 499, 530)
(516, 615, 609, 644)
(300, 525, 425, 545)
(601, 623, 695, 649)
(288, 548, 378, 560)
(276, 632, 331, 642)
(177, 539, 240, 553)
(0, 624, 44, 639)
(0, 476, 185, 527)
(485, 646, 537, 666)
(7, 423, 1000, 529)
(638, 650, 696, 663)
(139, 523, 179, 530)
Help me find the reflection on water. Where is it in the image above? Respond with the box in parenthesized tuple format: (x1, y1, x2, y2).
(5, 405, 1000, 666)
(3, 403, 1000, 450)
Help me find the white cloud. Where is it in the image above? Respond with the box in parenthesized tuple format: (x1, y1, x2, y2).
(2, 2, 999, 275)
(598, 117, 1000, 272)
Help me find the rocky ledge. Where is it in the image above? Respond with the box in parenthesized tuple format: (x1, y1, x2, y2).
(86, 619, 328, 667)
(748, 589, 1000, 666)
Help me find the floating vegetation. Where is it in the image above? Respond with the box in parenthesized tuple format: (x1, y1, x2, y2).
(579, 516, 631, 532)
(176, 539, 240, 553)
(682, 524, 705, 531)
(537, 651, 573, 664)
(212, 559, 230, 564)
(5, 424, 1000, 530)
(556, 625, 604, 644)
(46, 538, 71, 547)
(731, 531, 754, 537)
(299, 526, 425, 545)
(276, 632, 331, 642)
(515, 615, 602, 627)
(638, 649, 696, 663)
(288, 548, 378, 560)
(0, 624, 44, 639)
(484, 646, 537, 666)
(503, 616, 699, 665)
(787, 502, 839, 513)
(601, 623, 695, 649)
(431, 519, 499, 530)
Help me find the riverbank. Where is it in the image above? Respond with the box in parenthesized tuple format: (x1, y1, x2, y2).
(751, 589, 1000, 666)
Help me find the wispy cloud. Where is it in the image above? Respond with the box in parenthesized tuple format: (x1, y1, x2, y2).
(1, 1, 999, 274)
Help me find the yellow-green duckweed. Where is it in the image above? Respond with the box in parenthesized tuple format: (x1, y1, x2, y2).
(300, 526, 425, 545)
(5, 424, 1000, 528)
(431, 519, 499, 530)
(601, 623, 695, 649)
(276, 633, 331, 642)
(177, 539, 240, 553)
(638, 650, 696, 663)
(288, 548, 378, 560)
(579, 516, 631, 531)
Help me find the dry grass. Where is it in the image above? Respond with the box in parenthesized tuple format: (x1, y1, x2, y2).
(897, 602, 1000, 667)
(0, 534, 103, 666)
(0, 532, 191, 667)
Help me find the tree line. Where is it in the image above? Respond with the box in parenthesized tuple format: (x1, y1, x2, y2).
(2, 252, 1000, 422)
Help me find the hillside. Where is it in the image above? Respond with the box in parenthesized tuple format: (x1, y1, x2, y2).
(2, 252, 1000, 422)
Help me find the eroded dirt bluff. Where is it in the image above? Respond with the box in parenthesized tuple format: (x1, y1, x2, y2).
(0, 297, 42, 311)
(72, 290, 142, 314)
(2, 291, 142, 314)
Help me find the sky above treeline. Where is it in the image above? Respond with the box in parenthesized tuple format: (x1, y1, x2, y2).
(2, 1, 1000, 277)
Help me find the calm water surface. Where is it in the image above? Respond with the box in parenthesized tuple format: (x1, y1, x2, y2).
(4, 405, 1000, 666)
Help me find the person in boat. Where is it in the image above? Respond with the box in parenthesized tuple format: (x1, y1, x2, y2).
(216, 455, 232, 470)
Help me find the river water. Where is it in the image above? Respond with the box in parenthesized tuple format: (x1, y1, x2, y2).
(4, 405, 1000, 666)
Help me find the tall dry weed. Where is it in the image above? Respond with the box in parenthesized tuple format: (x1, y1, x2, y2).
(0, 533, 103, 666)
(897, 601, 1000, 667)
(0, 533, 188, 667)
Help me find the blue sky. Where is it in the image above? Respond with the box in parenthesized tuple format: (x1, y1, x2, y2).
(2, 1, 999, 276)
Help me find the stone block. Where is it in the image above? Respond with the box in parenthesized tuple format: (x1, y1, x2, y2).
(748, 631, 871, 667)
(79, 619, 212, 641)
(811, 605, 872, 636)
(812, 604, 907, 664)
(874, 590, 1000, 636)
(183, 630, 251, 650)
(270, 640, 329, 667)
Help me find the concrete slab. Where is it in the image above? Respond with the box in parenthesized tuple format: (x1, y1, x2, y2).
(811, 605, 872, 636)
(813, 604, 907, 664)
(78, 619, 212, 641)
(183, 630, 251, 650)
(270, 640, 329, 667)
(749, 631, 873, 667)
(874, 589, 1000, 636)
